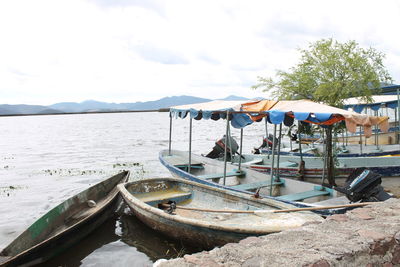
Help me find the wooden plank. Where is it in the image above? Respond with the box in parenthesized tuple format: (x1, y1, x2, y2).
(230, 180, 284, 191)
(136, 190, 192, 205)
(277, 189, 330, 202)
(197, 170, 245, 180)
(241, 158, 263, 167)
(164, 155, 203, 166)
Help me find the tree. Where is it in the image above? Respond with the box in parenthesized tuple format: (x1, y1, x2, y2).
(253, 39, 392, 108)
(253, 39, 392, 185)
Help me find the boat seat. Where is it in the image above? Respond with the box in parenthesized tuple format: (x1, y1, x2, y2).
(302, 147, 317, 153)
(137, 190, 193, 206)
(277, 186, 331, 201)
(175, 164, 204, 170)
(241, 158, 263, 167)
(278, 161, 298, 168)
(165, 155, 203, 167)
(231, 180, 285, 191)
(197, 170, 245, 180)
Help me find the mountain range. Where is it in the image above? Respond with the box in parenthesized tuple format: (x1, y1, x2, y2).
(0, 95, 251, 115)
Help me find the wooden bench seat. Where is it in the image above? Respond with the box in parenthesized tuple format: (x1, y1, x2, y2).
(197, 170, 245, 180)
(277, 186, 331, 201)
(241, 158, 263, 167)
(230, 180, 285, 191)
(136, 190, 192, 206)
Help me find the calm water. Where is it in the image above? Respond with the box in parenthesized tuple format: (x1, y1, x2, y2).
(0, 112, 266, 266)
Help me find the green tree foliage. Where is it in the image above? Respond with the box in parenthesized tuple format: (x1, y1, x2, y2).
(253, 39, 392, 107)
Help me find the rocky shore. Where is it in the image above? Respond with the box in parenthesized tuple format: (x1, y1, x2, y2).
(156, 198, 400, 267)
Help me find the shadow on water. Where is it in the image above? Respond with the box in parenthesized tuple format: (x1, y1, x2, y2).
(42, 213, 203, 267)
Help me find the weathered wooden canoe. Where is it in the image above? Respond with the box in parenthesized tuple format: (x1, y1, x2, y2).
(0, 170, 130, 267)
(118, 177, 323, 249)
(159, 150, 341, 206)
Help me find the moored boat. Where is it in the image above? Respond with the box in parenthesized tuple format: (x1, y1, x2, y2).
(235, 153, 400, 179)
(160, 149, 338, 204)
(118, 177, 324, 249)
(0, 170, 130, 267)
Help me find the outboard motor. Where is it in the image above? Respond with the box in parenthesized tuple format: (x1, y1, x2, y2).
(334, 168, 391, 202)
(205, 135, 239, 160)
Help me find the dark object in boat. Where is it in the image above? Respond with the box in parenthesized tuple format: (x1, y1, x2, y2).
(334, 168, 391, 202)
(0, 170, 129, 267)
(253, 134, 277, 154)
(205, 135, 239, 160)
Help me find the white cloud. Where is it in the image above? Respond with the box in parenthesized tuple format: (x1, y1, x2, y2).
(0, 0, 399, 105)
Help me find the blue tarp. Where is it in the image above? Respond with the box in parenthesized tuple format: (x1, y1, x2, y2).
(171, 108, 339, 129)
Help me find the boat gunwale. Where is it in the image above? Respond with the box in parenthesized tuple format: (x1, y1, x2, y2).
(0, 170, 130, 266)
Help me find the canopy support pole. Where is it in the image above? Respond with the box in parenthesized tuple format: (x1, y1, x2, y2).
(223, 110, 229, 185)
(269, 124, 277, 196)
(238, 128, 243, 171)
(188, 117, 192, 174)
(397, 88, 400, 146)
(359, 126, 363, 154)
(321, 129, 327, 185)
(276, 123, 282, 181)
(168, 113, 173, 156)
(265, 117, 270, 159)
(296, 121, 305, 181)
(374, 110, 379, 150)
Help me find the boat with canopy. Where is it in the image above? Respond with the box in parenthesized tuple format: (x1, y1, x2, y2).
(160, 98, 392, 208)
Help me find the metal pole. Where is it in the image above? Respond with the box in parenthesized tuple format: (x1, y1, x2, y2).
(238, 128, 243, 171)
(298, 121, 303, 164)
(188, 118, 192, 174)
(276, 123, 282, 181)
(359, 126, 363, 154)
(269, 124, 277, 195)
(168, 114, 173, 155)
(265, 117, 270, 158)
(321, 129, 327, 184)
(227, 126, 233, 163)
(223, 110, 229, 185)
(397, 88, 400, 145)
(375, 110, 379, 150)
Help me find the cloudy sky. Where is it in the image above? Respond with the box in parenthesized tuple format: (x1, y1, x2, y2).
(1, 0, 399, 105)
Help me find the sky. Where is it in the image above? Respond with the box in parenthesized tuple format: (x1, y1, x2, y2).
(0, 0, 399, 105)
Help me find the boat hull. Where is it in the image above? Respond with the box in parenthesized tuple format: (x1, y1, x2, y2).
(241, 154, 400, 179)
(0, 171, 129, 267)
(159, 150, 338, 207)
(118, 178, 323, 249)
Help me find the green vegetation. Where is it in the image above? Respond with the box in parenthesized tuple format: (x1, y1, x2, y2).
(253, 38, 392, 108)
(253, 39, 393, 185)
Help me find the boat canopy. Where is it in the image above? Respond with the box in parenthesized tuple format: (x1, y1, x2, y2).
(170, 99, 389, 137)
(343, 95, 399, 113)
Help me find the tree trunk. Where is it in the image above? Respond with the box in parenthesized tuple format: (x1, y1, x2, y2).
(326, 126, 337, 186)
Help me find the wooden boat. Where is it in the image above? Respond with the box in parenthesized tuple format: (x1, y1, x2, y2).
(118, 177, 324, 249)
(300, 128, 398, 145)
(159, 150, 338, 204)
(0, 170, 130, 267)
(233, 153, 400, 179)
(260, 143, 400, 158)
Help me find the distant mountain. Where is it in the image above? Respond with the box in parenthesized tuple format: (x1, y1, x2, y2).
(49, 100, 127, 113)
(219, 95, 249, 101)
(0, 104, 63, 115)
(0, 95, 249, 115)
(123, 95, 212, 110)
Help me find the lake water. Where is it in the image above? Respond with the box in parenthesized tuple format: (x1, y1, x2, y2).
(0, 112, 266, 266)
